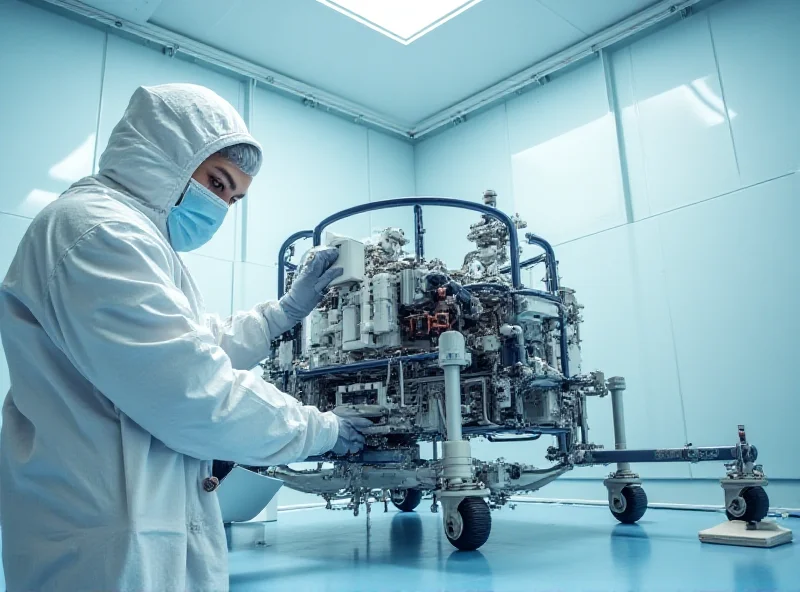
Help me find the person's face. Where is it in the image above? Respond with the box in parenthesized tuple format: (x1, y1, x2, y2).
(191, 153, 253, 206)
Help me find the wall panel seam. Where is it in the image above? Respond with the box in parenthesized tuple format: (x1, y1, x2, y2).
(706, 9, 742, 184)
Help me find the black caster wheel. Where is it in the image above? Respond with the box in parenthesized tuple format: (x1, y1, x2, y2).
(445, 497, 492, 551)
(726, 486, 769, 522)
(610, 486, 648, 524)
(392, 489, 423, 512)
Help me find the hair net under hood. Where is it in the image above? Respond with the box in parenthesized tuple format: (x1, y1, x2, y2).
(94, 83, 262, 235)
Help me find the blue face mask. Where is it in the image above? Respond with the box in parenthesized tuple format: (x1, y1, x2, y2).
(167, 179, 228, 252)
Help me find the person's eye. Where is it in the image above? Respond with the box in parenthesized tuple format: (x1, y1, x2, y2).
(209, 176, 224, 192)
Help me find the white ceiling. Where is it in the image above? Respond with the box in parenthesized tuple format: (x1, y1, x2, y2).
(80, 0, 660, 126)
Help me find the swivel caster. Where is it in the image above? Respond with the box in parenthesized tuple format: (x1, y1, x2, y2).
(391, 489, 423, 513)
(444, 497, 492, 551)
(610, 485, 648, 524)
(726, 486, 769, 523)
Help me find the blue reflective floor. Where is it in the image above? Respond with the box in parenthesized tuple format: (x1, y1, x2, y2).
(228, 503, 798, 592)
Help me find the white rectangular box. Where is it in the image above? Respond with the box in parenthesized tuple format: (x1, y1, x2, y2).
(327, 236, 365, 287)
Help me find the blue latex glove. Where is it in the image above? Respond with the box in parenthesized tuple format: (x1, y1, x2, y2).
(280, 247, 343, 324)
(331, 414, 373, 456)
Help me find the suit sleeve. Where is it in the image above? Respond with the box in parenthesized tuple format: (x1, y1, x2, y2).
(203, 299, 294, 371)
(45, 221, 338, 464)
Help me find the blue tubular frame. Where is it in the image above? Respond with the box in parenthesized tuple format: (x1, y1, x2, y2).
(524, 232, 560, 293)
(297, 352, 438, 378)
(278, 230, 314, 297)
(275, 197, 573, 377)
(414, 205, 424, 261)
(311, 197, 524, 289)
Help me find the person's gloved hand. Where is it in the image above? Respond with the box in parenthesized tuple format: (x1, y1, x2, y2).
(330, 412, 373, 456)
(280, 247, 343, 323)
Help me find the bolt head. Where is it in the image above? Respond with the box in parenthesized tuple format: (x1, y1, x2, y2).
(202, 476, 220, 492)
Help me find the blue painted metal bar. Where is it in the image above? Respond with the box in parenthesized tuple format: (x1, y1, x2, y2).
(524, 232, 560, 293)
(304, 448, 414, 464)
(277, 230, 314, 296)
(296, 352, 438, 379)
(311, 197, 523, 288)
(462, 426, 570, 436)
(463, 282, 510, 292)
(499, 254, 546, 275)
(514, 288, 563, 307)
(575, 446, 753, 466)
(413, 204, 424, 261)
(486, 433, 542, 442)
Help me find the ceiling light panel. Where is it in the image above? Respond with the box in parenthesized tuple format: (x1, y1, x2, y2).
(317, 0, 483, 45)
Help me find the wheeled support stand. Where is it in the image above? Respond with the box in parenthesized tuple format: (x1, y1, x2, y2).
(437, 331, 491, 551)
(698, 426, 788, 547)
(595, 379, 770, 526)
(720, 425, 769, 523)
(602, 377, 648, 523)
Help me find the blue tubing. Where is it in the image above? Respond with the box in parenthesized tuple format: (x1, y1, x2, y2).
(514, 288, 563, 307)
(311, 197, 523, 288)
(277, 230, 314, 296)
(464, 282, 510, 292)
(277, 198, 574, 377)
(414, 205, 424, 261)
(297, 352, 438, 379)
(525, 232, 560, 293)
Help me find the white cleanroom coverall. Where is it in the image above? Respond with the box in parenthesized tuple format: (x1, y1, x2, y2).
(0, 83, 339, 591)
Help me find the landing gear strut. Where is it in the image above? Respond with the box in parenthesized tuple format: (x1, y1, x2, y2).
(437, 331, 491, 551)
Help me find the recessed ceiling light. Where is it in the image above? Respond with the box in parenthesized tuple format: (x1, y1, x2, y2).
(317, 0, 483, 45)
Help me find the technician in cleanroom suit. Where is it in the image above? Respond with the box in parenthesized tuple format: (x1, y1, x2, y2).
(0, 83, 370, 591)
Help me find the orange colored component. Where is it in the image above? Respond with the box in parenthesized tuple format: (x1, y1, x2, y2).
(406, 312, 452, 337)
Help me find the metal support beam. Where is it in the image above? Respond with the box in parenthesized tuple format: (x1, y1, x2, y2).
(576, 445, 753, 466)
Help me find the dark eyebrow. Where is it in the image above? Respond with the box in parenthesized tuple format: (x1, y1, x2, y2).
(214, 166, 237, 192)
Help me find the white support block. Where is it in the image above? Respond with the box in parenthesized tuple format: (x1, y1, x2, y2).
(699, 520, 793, 548)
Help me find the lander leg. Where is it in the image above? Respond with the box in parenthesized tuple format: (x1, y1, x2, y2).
(437, 331, 492, 550)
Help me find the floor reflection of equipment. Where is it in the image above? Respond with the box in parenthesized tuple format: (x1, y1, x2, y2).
(227, 192, 778, 551)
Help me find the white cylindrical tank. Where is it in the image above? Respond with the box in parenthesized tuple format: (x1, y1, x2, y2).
(307, 309, 327, 347)
(342, 305, 358, 343)
(399, 269, 417, 305)
(372, 273, 395, 335)
(359, 279, 374, 344)
(278, 340, 294, 371)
